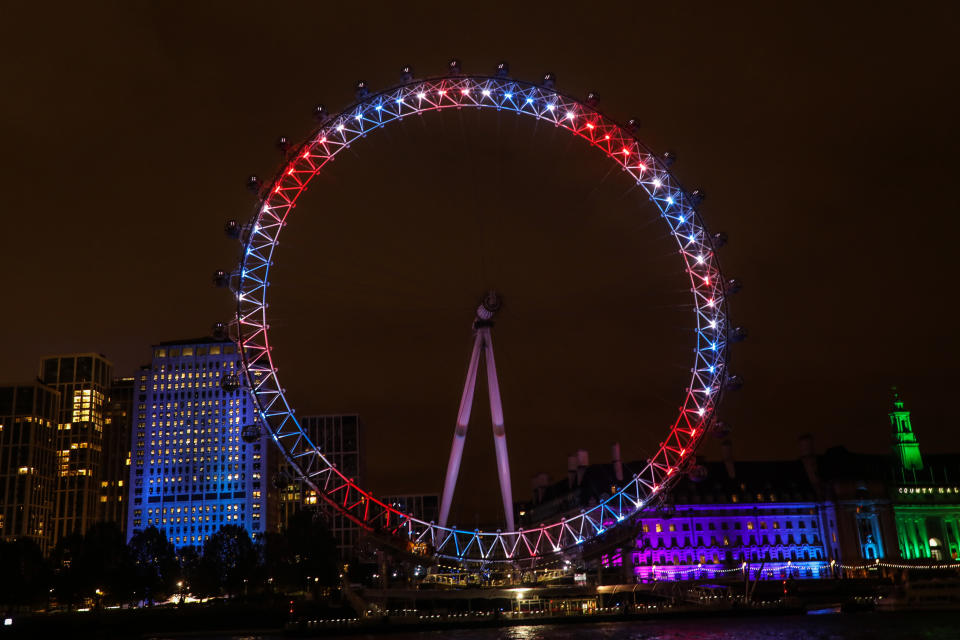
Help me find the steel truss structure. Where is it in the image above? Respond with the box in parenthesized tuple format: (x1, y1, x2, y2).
(232, 70, 731, 564)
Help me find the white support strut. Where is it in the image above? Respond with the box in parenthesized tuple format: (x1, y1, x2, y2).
(438, 292, 515, 531)
(437, 332, 483, 529)
(482, 328, 515, 532)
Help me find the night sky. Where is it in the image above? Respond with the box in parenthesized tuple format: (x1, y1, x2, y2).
(3, 2, 958, 524)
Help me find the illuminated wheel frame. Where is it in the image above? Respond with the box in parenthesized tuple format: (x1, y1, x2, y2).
(234, 71, 730, 563)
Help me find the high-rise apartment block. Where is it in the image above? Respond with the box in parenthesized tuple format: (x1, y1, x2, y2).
(100, 377, 134, 533)
(40, 353, 113, 544)
(277, 414, 364, 558)
(126, 337, 273, 549)
(0, 382, 60, 554)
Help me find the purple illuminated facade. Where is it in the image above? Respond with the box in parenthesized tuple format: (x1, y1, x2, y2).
(524, 397, 960, 583)
(521, 440, 867, 582)
(598, 454, 839, 582)
(623, 495, 836, 582)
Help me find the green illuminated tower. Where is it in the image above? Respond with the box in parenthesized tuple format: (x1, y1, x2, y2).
(890, 387, 923, 471)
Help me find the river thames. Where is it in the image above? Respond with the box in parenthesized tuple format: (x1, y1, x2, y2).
(145, 612, 958, 640)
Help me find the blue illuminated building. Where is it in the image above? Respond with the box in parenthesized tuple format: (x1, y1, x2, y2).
(125, 336, 272, 549)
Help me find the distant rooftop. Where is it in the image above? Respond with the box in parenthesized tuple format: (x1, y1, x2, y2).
(156, 336, 234, 347)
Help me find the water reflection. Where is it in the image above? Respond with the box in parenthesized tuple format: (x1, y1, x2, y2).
(340, 613, 960, 640)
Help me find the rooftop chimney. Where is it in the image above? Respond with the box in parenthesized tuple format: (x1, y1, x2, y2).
(576, 449, 589, 485)
(721, 439, 735, 479)
(798, 433, 818, 485)
(531, 472, 550, 505)
(611, 442, 624, 483)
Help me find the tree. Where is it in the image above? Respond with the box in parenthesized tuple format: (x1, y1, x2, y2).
(264, 509, 339, 596)
(50, 522, 132, 607)
(49, 531, 86, 608)
(77, 522, 133, 605)
(179, 545, 218, 601)
(128, 526, 178, 604)
(0, 539, 51, 610)
(201, 525, 260, 597)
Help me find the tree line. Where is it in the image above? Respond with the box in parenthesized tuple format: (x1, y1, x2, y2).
(0, 511, 340, 611)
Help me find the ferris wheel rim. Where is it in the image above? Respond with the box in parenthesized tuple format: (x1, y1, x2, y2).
(232, 72, 731, 564)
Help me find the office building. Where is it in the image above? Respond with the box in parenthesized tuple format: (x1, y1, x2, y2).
(99, 377, 134, 533)
(40, 353, 113, 544)
(0, 382, 60, 554)
(277, 414, 364, 558)
(126, 336, 272, 549)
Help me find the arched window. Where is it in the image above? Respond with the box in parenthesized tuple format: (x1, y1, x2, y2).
(930, 538, 943, 561)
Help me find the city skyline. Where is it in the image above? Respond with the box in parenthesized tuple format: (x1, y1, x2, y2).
(3, 3, 958, 522)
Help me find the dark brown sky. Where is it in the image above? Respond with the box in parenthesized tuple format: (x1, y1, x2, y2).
(3, 2, 958, 524)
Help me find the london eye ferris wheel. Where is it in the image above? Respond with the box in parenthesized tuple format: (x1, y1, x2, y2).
(216, 60, 739, 565)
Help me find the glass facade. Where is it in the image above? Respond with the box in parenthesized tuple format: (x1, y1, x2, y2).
(0, 382, 60, 554)
(40, 353, 113, 544)
(125, 337, 271, 549)
(99, 377, 133, 533)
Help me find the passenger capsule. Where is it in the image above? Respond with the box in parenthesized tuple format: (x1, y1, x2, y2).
(726, 278, 742, 294)
(687, 465, 708, 482)
(273, 470, 291, 489)
(220, 373, 241, 393)
(355, 80, 369, 100)
(662, 151, 676, 167)
(495, 61, 510, 77)
(712, 420, 733, 439)
(313, 104, 329, 122)
(212, 270, 231, 288)
(400, 64, 414, 83)
(241, 424, 260, 443)
(541, 72, 556, 89)
(730, 326, 748, 343)
(725, 375, 743, 391)
(246, 175, 261, 193)
(586, 91, 600, 107)
(224, 219, 240, 239)
(712, 232, 728, 248)
(448, 58, 462, 75)
(690, 189, 705, 205)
